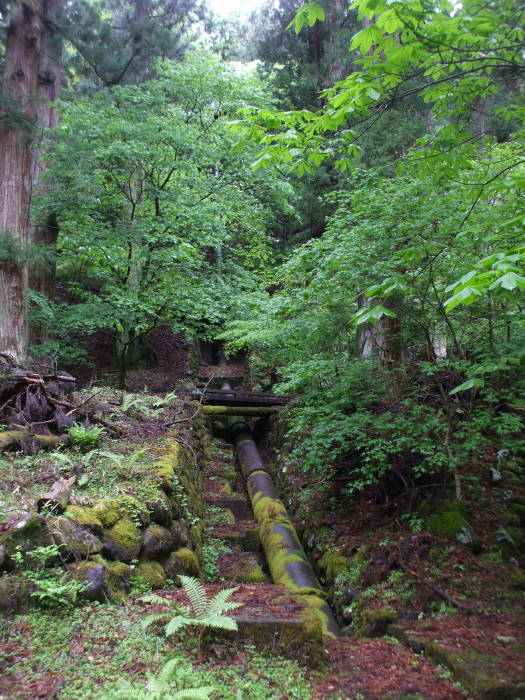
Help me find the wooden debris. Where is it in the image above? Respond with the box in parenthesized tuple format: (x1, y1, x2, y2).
(37, 476, 76, 514)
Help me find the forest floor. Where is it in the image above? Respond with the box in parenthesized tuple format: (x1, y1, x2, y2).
(0, 366, 524, 699)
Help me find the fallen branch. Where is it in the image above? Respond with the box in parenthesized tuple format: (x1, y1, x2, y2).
(65, 389, 104, 416)
(398, 563, 475, 614)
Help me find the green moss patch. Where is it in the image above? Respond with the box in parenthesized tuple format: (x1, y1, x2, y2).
(162, 547, 202, 582)
(135, 561, 167, 589)
(102, 518, 141, 563)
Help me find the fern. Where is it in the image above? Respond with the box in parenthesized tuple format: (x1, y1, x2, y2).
(141, 576, 243, 645)
(178, 575, 209, 618)
(102, 659, 213, 699)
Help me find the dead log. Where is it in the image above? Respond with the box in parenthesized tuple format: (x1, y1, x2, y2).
(0, 430, 64, 451)
(36, 476, 76, 513)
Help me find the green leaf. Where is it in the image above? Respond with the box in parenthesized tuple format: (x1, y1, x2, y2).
(449, 378, 484, 395)
(490, 271, 525, 291)
(355, 304, 397, 325)
(444, 286, 482, 312)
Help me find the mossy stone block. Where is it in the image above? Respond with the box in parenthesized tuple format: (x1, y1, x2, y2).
(91, 500, 121, 529)
(163, 547, 201, 581)
(229, 606, 325, 668)
(510, 570, 525, 590)
(68, 557, 131, 603)
(141, 524, 174, 559)
(1, 512, 53, 569)
(501, 512, 521, 528)
(103, 518, 141, 563)
(145, 491, 173, 526)
(48, 516, 102, 560)
(136, 561, 167, 589)
(427, 509, 481, 552)
(511, 503, 525, 524)
(117, 495, 150, 528)
(64, 506, 104, 536)
(506, 527, 524, 550)
(0, 574, 33, 614)
(356, 607, 399, 637)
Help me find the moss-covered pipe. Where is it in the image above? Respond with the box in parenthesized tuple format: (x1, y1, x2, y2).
(202, 405, 279, 416)
(232, 423, 340, 638)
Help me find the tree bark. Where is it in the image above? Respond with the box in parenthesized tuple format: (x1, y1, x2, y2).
(357, 293, 402, 367)
(28, 0, 63, 348)
(0, 0, 43, 365)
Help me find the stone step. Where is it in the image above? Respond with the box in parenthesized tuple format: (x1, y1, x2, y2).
(210, 520, 260, 551)
(205, 495, 252, 521)
(217, 551, 267, 584)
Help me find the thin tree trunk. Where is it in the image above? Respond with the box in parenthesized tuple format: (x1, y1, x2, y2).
(0, 0, 43, 365)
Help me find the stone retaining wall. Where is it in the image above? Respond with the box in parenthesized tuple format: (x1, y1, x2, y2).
(0, 408, 210, 614)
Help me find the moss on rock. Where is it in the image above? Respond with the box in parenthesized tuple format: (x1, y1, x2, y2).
(141, 524, 174, 559)
(427, 507, 481, 552)
(91, 500, 121, 529)
(355, 607, 399, 637)
(135, 561, 167, 589)
(1, 512, 53, 569)
(163, 547, 201, 581)
(145, 491, 173, 526)
(0, 574, 33, 614)
(511, 503, 525, 524)
(510, 570, 525, 590)
(102, 518, 141, 563)
(48, 516, 102, 560)
(64, 506, 104, 536)
(318, 550, 350, 582)
(116, 495, 150, 528)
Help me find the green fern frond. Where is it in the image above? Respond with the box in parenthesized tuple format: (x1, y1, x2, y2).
(179, 575, 208, 618)
(206, 587, 240, 616)
(156, 659, 178, 686)
(139, 592, 169, 605)
(195, 615, 238, 631)
(171, 688, 214, 699)
(217, 601, 243, 614)
(141, 612, 174, 630)
(165, 616, 190, 636)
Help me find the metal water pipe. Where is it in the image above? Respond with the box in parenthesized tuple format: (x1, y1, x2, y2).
(231, 421, 340, 637)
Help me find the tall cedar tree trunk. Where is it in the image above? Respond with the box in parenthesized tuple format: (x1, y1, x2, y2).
(28, 0, 63, 347)
(0, 0, 43, 364)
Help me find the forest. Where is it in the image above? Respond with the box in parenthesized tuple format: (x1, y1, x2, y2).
(0, 0, 524, 698)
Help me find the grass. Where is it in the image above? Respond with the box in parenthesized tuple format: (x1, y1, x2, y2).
(0, 601, 312, 699)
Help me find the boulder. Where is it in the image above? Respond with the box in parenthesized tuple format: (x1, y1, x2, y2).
(102, 518, 141, 563)
(0, 512, 53, 570)
(141, 524, 175, 559)
(48, 517, 102, 561)
(145, 491, 173, 526)
(135, 561, 167, 589)
(91, 499, 121, 528)
(163, 547, 202, 581)
(68, 557, 132, 602)
(426, 503, 481, 553)
(64, 506, 104, 536)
